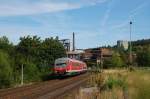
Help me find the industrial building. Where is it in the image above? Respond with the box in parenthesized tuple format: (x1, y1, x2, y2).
(83, 48, 113, 62)
(59, 39, 70, 52)
(59, 33, 113, 63)
(59, 32, 84, 60)
(117, 40, 129, 50)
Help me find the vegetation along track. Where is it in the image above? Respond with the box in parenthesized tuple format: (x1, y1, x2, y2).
(0, 73, 88, 99)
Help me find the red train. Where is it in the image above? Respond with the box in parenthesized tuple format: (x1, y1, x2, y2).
(54, 58, 87, 76)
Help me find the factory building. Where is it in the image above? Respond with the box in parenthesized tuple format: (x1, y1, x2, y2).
(117, 40, 129, 50)
(83, 48, 113, 62)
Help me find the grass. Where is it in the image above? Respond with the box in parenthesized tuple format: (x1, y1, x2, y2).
(63, 69, 150, 99)
(84, 70, 128, 99)
(127, 70, 150, 99)
(85, 69, 150, 99)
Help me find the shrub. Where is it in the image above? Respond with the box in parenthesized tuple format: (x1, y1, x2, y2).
(0, 51, 12, 88)
(24, 62, 40, 82)
(88, 73, 105, 90)
(105, 75, 127, 90)
(129, 66, 135, 72)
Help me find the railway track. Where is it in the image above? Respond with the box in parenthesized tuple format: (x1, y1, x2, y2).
(0, 73, 88, 99)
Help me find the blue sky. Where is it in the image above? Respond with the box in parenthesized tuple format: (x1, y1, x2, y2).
(0, 0, 150, 49)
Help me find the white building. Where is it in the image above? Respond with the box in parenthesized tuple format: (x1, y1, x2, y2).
(117, 40, 129, 50)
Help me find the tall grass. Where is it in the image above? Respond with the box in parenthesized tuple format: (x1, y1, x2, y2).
(84, 70, 150, 99)
(128, 70, 150, 99)
(63, 69, 150, 99)
(85, 71, 127, 99)
(88, 72, 105, 89)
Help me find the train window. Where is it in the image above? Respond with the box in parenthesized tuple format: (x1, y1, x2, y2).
(56, 63, 66, 67)
(73, 62, 79, 66)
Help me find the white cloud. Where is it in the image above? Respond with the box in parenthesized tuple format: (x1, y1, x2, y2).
(82, 0, 109, 5)
(100, 6, 111, 27)
(129, 1, 148, 19)
(110, 1, 149, 30)
(100, 0, 114, 27)
(110, 21, 128, 30)
(0, 2, 80, 16)
(0, 0, 109, 16)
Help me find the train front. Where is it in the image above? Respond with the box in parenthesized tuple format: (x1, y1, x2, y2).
(54, 58, 68, 75)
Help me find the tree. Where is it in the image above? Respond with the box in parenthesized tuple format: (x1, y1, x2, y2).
(103, 59, 112, 68)
(0, 35, 66, 88)
(41, 37, 66, 64)
(0, 36, 9, 45)
(17, 35, 41, 63)
(0, 50, 12, 88)
(24, 62, 40, 82)
(111, 52, 124, 67)
(136, 46, 150, 67)
(15, 36, 45, 81)
(15, 35, 66, 79)
(0, 36, 14, 54)
(103, 52, 124, 68)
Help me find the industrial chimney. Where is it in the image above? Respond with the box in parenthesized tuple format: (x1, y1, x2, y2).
(73, 32, 75, 51)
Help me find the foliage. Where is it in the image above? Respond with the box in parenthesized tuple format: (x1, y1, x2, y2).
(88, 72, 105, 90)
(105, 75, 127, 90)
(17, 35, 41, 63)
(136, 46, 150, 67)
(103, 59, 112, 68)
(111, 54, 124, 67)
(132, 39, 150, 46)
(103, 52, 124, 68)
(128, 70, 150, 99)
(24, 62, 40, 82)
(0, 36, 10, 50)
(0, 50, 12, 88)
(0, 35, 66, 88)
(40, 37, 66, 67)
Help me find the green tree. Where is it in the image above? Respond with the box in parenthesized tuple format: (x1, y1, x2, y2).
(38, 37, 66, 75)
(24, 62, 40, 82)
(13, 53, 26, 84)
(0, 36, 14, 55)
(0, 50, 12, 88)
(103, 59, 112, 68)
(40, 37, 66, 66)
(0, 35, 66, 88)
(103, 52, 124, 68)
(136, 46, 150, 67)
(17, 35, 41, 63)
(16, 35, 66, 80)
(111, 52, 124, 67)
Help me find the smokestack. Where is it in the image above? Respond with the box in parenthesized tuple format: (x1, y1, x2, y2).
(73, 32, 75, 51)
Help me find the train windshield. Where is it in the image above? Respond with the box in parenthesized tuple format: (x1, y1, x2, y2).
(55, 58, 68, 67)
(55, 63, 66, 67)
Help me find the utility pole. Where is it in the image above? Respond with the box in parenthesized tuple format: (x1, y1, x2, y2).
(100, 49, 103, 72)
(129, 21, 132, 66)
(21, 64, 24, 85)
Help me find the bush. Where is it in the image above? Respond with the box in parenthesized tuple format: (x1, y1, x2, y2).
(103, 59, 112, 68)
(104, 75, 127, 90)
(106, 77, 114, 89)
(0, 35, 66, 89)
(24, 62, 40, 82)
(103, 52, 125, 68)
(129, 66, 135, 72)
(111, 52, 124, 67)
(88, 73, 105, 90)
(0, 51, 12, 88)
(136, 47, 150, 67)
